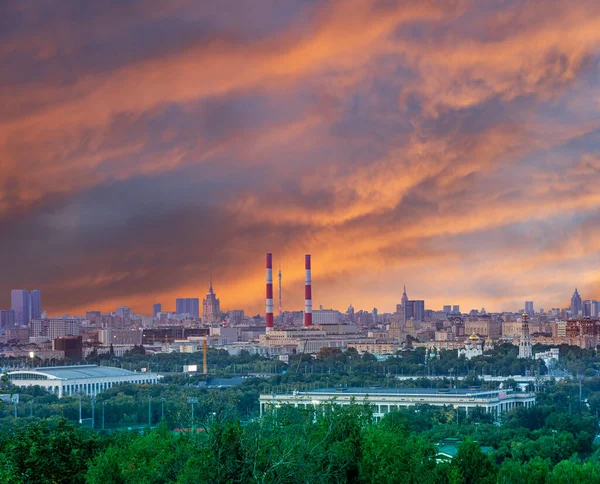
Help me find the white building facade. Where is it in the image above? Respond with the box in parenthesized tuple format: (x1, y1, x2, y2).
(6, 365, 161, 398)
(260, 387, 536, 421)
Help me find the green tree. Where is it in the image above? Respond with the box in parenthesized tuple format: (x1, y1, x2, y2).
(450, 439, 496, 484)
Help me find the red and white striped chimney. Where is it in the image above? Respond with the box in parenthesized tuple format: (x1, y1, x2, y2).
(266, 253, 274, 332)
(304, 254, 312, 327)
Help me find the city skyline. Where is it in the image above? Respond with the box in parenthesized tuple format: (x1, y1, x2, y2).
(2, 2, 600, 316)
(1, 282, 594, 319)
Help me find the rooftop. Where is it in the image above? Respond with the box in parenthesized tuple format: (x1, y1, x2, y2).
(283, 387, 509, 398)
(7, 364, 144, 380)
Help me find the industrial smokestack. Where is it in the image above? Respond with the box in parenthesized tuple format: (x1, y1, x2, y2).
(304, 254, 312, 327)
(266, 253, 274, 332)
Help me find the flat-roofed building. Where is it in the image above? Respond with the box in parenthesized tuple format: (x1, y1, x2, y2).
(6, 365, 161, 398)
(98, 328, 143, 345)
(347, 339, 399, 355)
(260, 387, 535, 421)
(259, 329, 375, 354)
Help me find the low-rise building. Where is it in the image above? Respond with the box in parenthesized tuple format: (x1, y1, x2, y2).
(260, 387, 535, 421)
(347, 339, 399, 355)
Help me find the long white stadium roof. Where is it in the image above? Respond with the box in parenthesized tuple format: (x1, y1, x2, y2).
(7, 365, 148, 380)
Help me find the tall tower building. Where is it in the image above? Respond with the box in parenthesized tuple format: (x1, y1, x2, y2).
(153, 303, 162, 317)
(401, 285, 409, 326)
(202, 276, 221, 323)
(583, 300, 598, 318)
(11, 290, 30, 326)
(518, 313, 532, 359)
(525, 301, 534, 315)
(570, 288, 582, 316)
(30, 290, 42, 320)
(176, 298, 199, 318)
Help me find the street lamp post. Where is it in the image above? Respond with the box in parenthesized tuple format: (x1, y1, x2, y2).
(102, 402, 107, 430)
(188, 397, 198, 433)
(91, 396, 96, 429)
(78, 392, 82, 424)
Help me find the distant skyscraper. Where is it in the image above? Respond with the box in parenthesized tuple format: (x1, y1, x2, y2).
(443, 305, 451, 313)
(153, 303, 162, 317)
(30, 290, 42, 320)
(116, 306, 131, 319)
(11, 290, 29, 326)
(525, 301, 534, 315)
(452, 305, 460, 314)
(583, 300, 598, 318)
(176, 298, 199, 318)
(570, 288, 583, 316)
(397, 286, 425, 324)
(518, 313, 532, 359)
(202, 277, 221, 323)
(0, 310, 15, 329)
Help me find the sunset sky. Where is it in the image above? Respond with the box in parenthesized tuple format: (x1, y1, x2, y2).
(2, 0, 600, 316)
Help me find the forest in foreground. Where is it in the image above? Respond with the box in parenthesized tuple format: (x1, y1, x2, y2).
(1, 399, 600, 484)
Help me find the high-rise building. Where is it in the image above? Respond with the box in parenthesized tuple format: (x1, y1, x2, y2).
(202, 277, 221, 323)
(176, 298, 200, 318)
(153, 303, 162, 317)
(443, 305, 451, 313)
(30, 290, 42, 320)
(227, 310, 245, 325)
(452, 305, 460, 314)
(525, 301, 534, 315)
(583, 300, 598, 318)
(0, 310, 15, 329)
(11, 290, 29, 326)
(397, 286, 425, 324)
(116, 306, 131, 319)
(29, 318, 81, 341)
(570, 288, 583, 316)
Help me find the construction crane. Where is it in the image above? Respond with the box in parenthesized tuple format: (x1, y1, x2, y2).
(202, 337, 219, 375)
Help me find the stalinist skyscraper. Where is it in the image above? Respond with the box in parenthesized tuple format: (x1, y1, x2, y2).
(202, 276, 221, 323)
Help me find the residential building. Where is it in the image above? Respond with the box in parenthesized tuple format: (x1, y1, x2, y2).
(98, 329, 143, 345)
(29, 318, 82, 342)
(227, 310, 245, 325)
(312, 309, 341, 325)
(53, 336, 83, 361)
(176, 298, 200, 318)
(502, 321, 522, 338)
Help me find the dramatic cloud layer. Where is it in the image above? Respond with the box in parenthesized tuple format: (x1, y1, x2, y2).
(2, 0, 600, 315)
